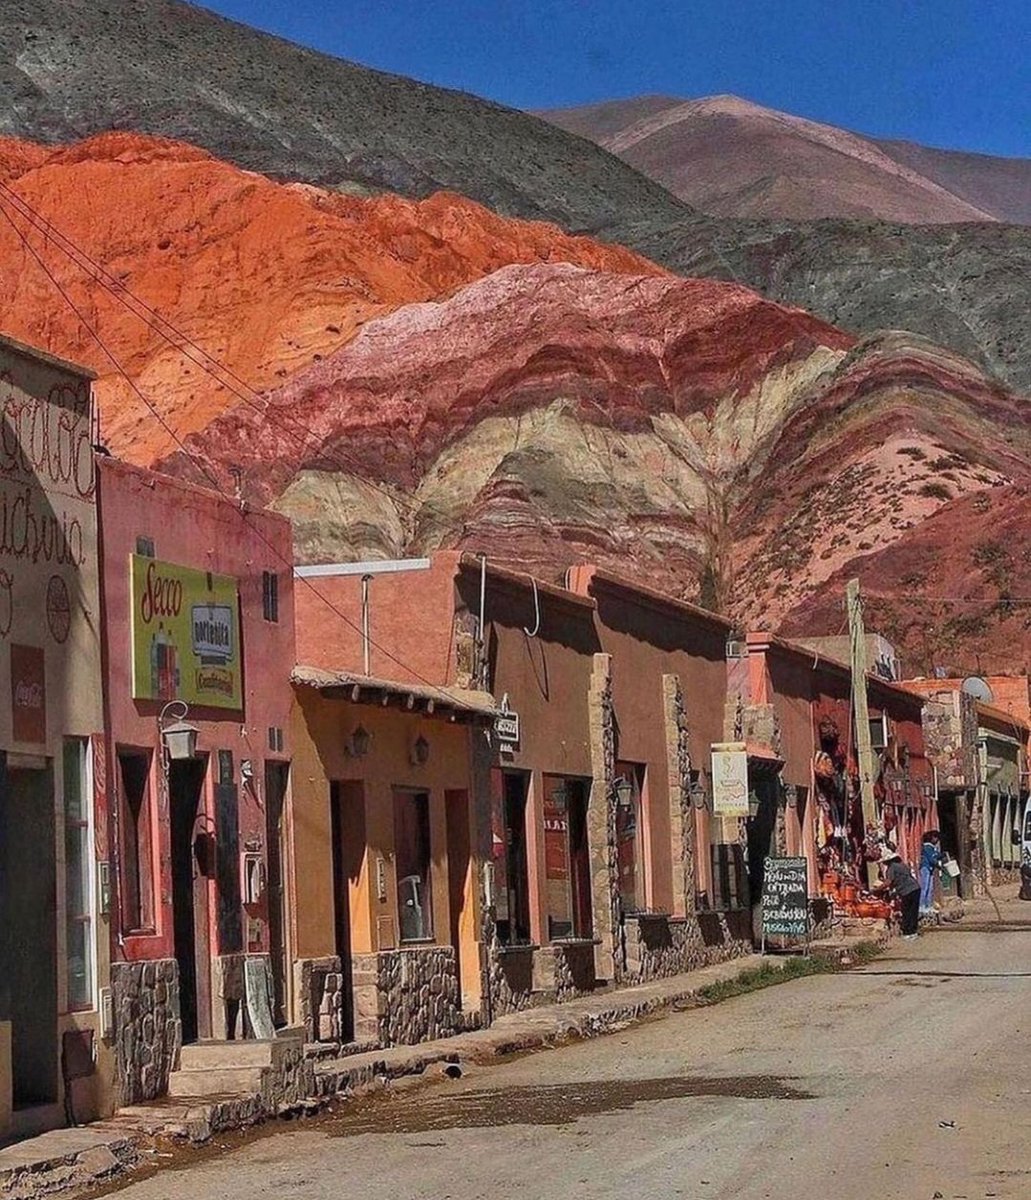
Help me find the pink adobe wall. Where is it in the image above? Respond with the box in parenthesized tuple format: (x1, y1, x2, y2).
(97, 457, 296, 963)
(293, 552, 461, 686)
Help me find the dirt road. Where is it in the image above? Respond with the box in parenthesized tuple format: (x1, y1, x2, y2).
(106, 928, 1031, 1199)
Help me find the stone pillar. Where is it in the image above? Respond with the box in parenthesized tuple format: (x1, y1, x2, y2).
(663, 673, 696, 919)
(111, 959, 181, 1105)
(587, 653, 621, 982)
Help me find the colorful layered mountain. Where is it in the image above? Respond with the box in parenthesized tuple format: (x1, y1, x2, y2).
(3, 1, 1029, 394)
(163, 264, 1029, 673)
(0, 132, 660, 462)
(540, 94, 1030, 225)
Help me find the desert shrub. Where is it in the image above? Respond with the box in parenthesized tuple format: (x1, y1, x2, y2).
(919, 482, 952, 501)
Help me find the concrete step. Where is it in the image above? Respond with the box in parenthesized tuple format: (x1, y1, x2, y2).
(167, 1066, 265, 1097)
(178, 1040, 282, 1070)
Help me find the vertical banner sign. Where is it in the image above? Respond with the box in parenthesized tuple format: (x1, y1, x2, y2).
(130, 555, 242, 709)
(762, 857, 810, 944)
(711, 742, 749, 817)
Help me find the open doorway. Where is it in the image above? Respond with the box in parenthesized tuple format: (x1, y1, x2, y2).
(2, 762, 58, 1108)
(445, 789, 479, 1005)
(330, 780, 364, 1042)
(169, 757, 210, 1044)
(265, 762, 290, 1027)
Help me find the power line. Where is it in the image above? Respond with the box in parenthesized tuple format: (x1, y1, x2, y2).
(0, 177, 460, 530)
(0, 190, 473, 706)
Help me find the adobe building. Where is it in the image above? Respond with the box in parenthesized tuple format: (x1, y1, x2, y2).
(289, 665, 494, 1046)
(290, 553, 750, 1040)
(906, 677, 1029, 894)
(732, 632, 934, 921)
(96, 458, 296, 1105)
(0, 335, 111, 1142)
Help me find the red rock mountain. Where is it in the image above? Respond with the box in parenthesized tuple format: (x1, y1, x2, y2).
(0, 132, 659, 462)
(539, 95, 1030, 224)
(163, 265, 1030, 675)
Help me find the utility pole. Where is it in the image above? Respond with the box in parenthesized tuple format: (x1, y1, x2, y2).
(846, 578, 878, 832)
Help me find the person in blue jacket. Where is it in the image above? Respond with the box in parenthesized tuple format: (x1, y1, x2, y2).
(920, 830, 942, 915)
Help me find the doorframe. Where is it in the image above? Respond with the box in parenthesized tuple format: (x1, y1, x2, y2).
(168, 754, 213, 1044)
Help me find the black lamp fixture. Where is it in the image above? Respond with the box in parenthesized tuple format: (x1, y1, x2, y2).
(614, 775, 634, 808)
(347, 725, 371, 758)
(411, 734, 430, 766)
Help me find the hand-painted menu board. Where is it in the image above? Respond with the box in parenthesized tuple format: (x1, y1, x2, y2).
(761, 857, 809, 941)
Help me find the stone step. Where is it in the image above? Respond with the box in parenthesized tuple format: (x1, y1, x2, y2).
(167, 1065, 265, 1097)
(178, 1039, 287, 1070)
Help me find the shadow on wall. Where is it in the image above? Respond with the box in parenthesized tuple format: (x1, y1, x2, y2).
(698, 909, 752, 947)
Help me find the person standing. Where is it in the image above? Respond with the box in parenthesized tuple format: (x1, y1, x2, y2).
(880, 849, 921, 939)
(920, 830, 942, 915)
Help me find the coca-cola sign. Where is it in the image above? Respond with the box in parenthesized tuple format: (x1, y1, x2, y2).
(11, 642, 46, 744)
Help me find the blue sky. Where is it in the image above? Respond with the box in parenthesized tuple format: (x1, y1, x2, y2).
(204, 1, 1028, 157)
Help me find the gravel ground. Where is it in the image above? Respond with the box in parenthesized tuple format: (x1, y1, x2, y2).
(102, 926, 1031, 1200)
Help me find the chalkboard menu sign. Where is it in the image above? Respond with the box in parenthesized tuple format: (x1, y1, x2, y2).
(762, 857, 810, 944)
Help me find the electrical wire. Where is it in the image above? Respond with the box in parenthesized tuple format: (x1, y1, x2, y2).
(0, 190, 474, 707)
(0, 177, 462, 530)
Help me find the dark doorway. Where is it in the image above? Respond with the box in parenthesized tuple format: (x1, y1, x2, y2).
(746, 774, 780, 938)
(330, 780, 364, 1042)
(265, 762, 290, 1027)
(169, 757, 210, 1044)
(2, 763, 58, 1107)
(567, 780, 593, 938)
(496, 771, 531, 944)
(445, 790, 471, 1003)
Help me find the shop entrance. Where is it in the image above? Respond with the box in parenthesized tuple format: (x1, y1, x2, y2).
(169, 757, 211, 1044)
(445, 789, 478, 1005)
(330, 780, 364, 1042)
(265, 762, 290, 1027)
(1, 761, 58, 1108)
(746, 773, 780, 939)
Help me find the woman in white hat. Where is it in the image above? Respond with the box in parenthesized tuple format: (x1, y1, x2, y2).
(879, 849, 922, 939)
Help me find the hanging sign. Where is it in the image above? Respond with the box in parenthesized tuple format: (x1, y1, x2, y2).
(129, 554, 242, 709)
(495, 710, 520, 748)
(762, 857, 810, 942)
(711, 742, 749, 817)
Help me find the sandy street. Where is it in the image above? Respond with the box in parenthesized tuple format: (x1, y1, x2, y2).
(104, 926, 1031, 1200)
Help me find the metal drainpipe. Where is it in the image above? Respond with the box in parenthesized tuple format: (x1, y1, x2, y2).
(361, 574, 372, 676)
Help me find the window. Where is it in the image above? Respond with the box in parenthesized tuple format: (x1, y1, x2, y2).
(135, 535, 155, 557)
(543, 775, 592, 940)
(262, 570, 279, 623)
(64, 739, 94, 1010)
(394, 790, 433, 941)
(869, 715, 888, 752)
(492, 771, 531, 944)
(118, 751, 155, 931)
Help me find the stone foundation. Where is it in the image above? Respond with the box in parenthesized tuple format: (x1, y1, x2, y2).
(111, 958, 181, 1105)
(294, 956, 346, 1042)
(487, 939, 599, 1015)
(623, 910, 752, 983)
(353, 946, 462, 1046)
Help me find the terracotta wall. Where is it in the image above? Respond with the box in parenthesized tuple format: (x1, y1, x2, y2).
(288, 687, 482, 1003)
(97, 457, 296, 967)
(294, 555, 461, 686)
(569, 569, 732, 916)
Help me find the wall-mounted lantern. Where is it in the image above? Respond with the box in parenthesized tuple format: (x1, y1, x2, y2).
(159, 700, 199, 761)
(411, 734, 430, 766)
(346, 725, 371, 759)
(614, 775, 634, 808)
